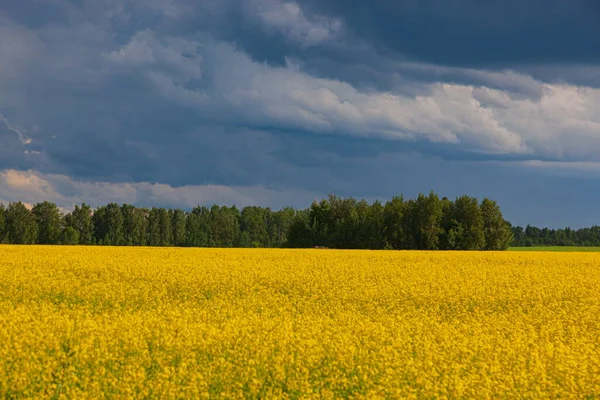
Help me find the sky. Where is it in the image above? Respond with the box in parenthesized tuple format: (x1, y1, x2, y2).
(1, 0, 600, 228)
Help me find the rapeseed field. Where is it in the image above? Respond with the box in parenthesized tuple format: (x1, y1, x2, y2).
(0, 246, 599, 398)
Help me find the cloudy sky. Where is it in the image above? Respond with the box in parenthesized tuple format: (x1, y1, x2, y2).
(1, 0, 600, 227)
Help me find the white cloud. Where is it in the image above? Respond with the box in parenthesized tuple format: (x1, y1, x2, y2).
(395, 61, 544, 99)
(4, 4, 600, 179)
(128, 40, 528, 153)
(0, 111, 31, 145)
(0, 169, 317, 211)
(105, 29, 203, 81)
(108, 35, 600, 159)
(491, 85, 600, 160)
(248, 0, 343, 47)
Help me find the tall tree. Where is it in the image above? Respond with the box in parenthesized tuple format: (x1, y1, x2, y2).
(186, 206, 211, 247)
(94, 203, 124, 246)
(106, 203, 125, 246)
(5, 202, 38, 244)
(352, 199, 371, 249)
(92, 206, 108, 245)
(121, 204, 137, 246)
(0, 193, 524, 250)
(147, 208, 173, 247)
(407, 192, 444, 250)
(364, 200, 386, 250)
(0, 204, 6, 244)
(286, 209, 312, 248)
(172, 209, 187, 247)
(60, 226, 80, 245)
(481, 198, 513, 250)
(133, 208, 149, 246)
(32, 201, 62, 245)
(331, 196, 360, 249)
(159, 209, 173, 246)
(209, 205, 240, 247)
(146, 208, 161, 247)
(447, 196, 485, 250)
(121, 205, 148, 246)
(240, 206, 271, 248)
(383, 196, 405, 249)
(308, 198, 334, 247)
(65, 204, 93, 245)
(438, 197, 455, 250)
(269, 208, 295, 248)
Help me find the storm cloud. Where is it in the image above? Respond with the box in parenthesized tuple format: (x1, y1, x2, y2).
(1, 0, 599, 227)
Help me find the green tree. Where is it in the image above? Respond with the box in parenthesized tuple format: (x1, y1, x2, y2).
(353, 199, 371, 249)
(106, 203, 124, 246)
(121, 204, 137, 246)
(121, 205, 148, 246)
(0, 204, 6, 244)
(240, 206, 271, 247)
(406, 192, 444, 250)
(209, 205, 240, 247)
(148, 208, 173, 246)
(186, 206, 211, 247)
(457, 195, 485, 250)
(286, 209, 312, 248)
(331, 196, 360, 249)
(32, 201, 62, 245)
(364, 200, 386, 249)
(383, 196, 405, 249)
(92, 205, 108, 245)
(308, 197, 337, 247)
(441, 196, 485, 250)
(133, 208, 149, 246)
(6, 202, 38, 244)
(511, 225, 525, 247)
(438, 197, 455, 250)
(65, 204, 93, 245)
(0, 193, 519, 250)
(147, 208, 161, 247)
(60, 226, 80, 245)
(172, 209, 187, 247)
(481, 198, 513, 250)
(269, 208, 295, 247)
(160, 209, 173, 246)
(93, 203, 124, 246)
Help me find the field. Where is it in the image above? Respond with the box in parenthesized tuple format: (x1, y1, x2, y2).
(510, 246, 600, 252)
(0, 247, 599, 398)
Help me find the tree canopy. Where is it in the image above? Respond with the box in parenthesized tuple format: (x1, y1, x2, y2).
(0, 193, 522, 250)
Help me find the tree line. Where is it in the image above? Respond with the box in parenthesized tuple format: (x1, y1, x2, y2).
(0, 192, 513, 250)
(510, 225, 600, 247)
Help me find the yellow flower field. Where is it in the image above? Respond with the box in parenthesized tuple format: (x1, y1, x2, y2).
(0, 246, 599, 398)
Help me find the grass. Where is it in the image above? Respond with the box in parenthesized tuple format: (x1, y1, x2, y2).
(509, 246, 600, 252)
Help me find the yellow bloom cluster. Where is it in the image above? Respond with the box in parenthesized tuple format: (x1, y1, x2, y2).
(0, 246, 599, 398)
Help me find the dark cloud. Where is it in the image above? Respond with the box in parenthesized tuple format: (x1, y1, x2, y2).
(1, 0, 600, 228)
(301, 0, 600, 67)
(169, 0, 600, 89)
(0, 112, 38, 170)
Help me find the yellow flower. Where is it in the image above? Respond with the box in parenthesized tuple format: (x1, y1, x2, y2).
(0, 246, 599, 398)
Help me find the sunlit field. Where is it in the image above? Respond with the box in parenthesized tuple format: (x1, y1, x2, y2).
(1, 246, 599, 398)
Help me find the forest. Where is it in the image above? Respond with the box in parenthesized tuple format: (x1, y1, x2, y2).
(510, 225, 600, 247)
(0, 192, 519, 250)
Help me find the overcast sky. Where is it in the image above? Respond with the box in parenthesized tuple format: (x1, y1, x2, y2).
(1, 0, 600, 227)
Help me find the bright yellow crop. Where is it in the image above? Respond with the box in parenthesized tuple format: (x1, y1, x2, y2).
(0, 246, 599, 398)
